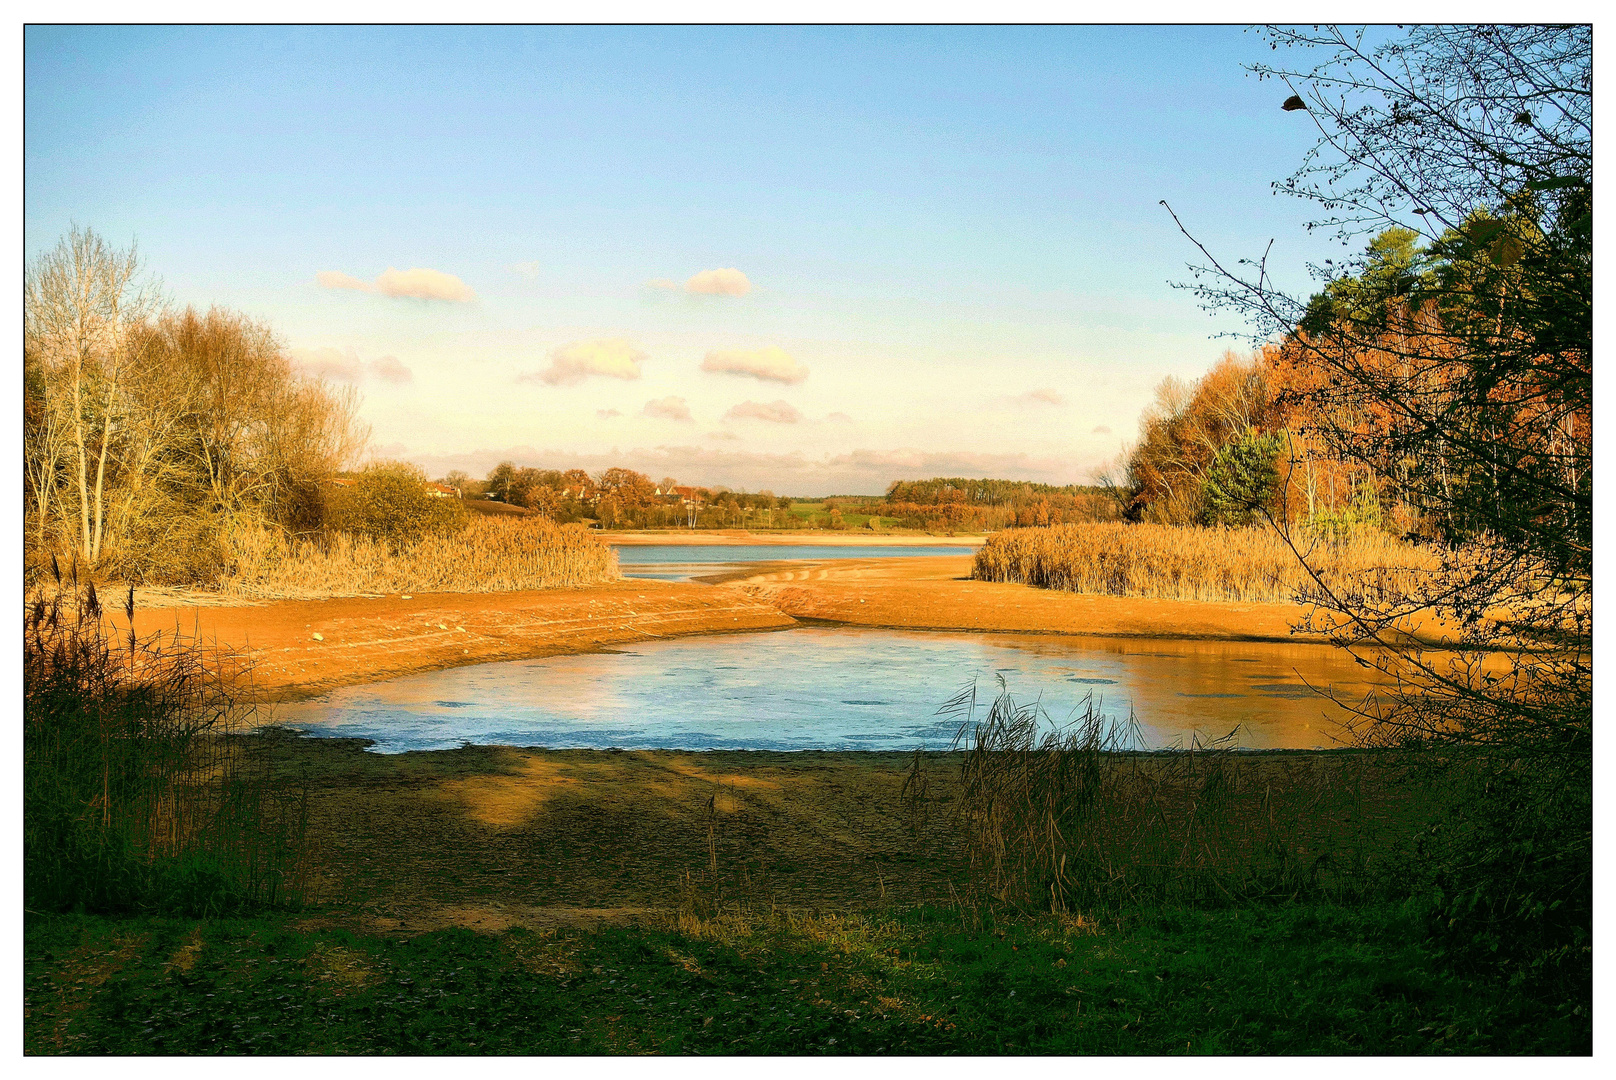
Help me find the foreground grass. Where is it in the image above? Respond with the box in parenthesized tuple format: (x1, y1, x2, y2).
(24, 899, 1588, 1055)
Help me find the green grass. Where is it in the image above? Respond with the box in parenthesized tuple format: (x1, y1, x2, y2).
(779, 502, 908, 531)
(24, 899, 1589, 1055)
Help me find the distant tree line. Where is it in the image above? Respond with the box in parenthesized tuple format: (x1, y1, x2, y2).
(879, 478, 1115, 531)
(455, 461, 793, 529)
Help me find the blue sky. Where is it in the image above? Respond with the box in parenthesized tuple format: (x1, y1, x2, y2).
(26, 25, 1337, 493)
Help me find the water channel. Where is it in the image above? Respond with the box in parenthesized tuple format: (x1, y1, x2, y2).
(612, 542, 975, 581)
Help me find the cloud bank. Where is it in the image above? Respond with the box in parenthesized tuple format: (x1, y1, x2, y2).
(316, 266, 476, 302)
(404, 444, 1101, 496)
(642, 396, 693, 421)
(700, 347, 808, 384)
(724, 399, 803, 424)
(521, 339, 647, 386)
(685, 268, 752, 296)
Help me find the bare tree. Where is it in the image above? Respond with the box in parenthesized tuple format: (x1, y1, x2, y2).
(24, 226, 161, 565)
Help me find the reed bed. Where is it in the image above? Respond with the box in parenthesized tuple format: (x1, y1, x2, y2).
(221, 516, 620, 599)
(971, 521, 1437, 604)
(928, 676, 1420, 913)
(24, 576, 311, 913)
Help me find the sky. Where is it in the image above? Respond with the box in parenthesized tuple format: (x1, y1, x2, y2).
(25, 25, 1342, 495)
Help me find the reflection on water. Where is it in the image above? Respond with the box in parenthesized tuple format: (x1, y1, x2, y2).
(271, 627, 1386, 754)
(612, 544, 971, 581)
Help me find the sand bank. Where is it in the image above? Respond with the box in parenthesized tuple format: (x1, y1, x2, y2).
(116, 580, 796, 701)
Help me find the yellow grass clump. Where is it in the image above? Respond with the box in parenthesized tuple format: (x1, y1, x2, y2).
(221, 517, 620, 599)
(971, 522, 1437, 604)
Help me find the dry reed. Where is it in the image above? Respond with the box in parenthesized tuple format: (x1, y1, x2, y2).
(936, 676, 1416, 913)
(971, 521, 1437, 604)
(24, 575, 312, 913)
(220, 516, 620, 599)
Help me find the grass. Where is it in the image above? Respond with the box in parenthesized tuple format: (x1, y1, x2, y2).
(220, 516, 619, 599)
(21, 731, 1591, 1055)
(23, 898, 1588, 1054)
(972, 522, 1438, 604)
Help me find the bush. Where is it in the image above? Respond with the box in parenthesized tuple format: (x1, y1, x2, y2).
(326, 461, 466, 545)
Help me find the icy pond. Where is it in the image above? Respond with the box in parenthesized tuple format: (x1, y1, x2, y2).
(270, 626, 1383, 754)
(612, 543, 974, 581)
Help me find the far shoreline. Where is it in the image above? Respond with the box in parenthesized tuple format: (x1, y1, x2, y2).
(601, 529, 987, 546)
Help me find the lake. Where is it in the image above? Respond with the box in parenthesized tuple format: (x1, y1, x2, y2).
(612, 543, 974, 581)
(270, 626, 1383, 754)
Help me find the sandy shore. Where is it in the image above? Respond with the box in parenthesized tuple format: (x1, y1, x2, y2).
(116, 579, 796, 701)
(723, 554, 1337, 643)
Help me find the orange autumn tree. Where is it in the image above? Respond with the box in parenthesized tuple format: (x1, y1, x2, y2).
(1163, 25, 1589, 969)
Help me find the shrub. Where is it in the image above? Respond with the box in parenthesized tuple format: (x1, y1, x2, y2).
(326, 461, 466, 544)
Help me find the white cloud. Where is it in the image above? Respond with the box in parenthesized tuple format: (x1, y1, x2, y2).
(597, 409, 623, 419)
(700, 347, 808, 385)
(375, 267, 476, 302)
(290, 346, 411, 385)
(317, 266, 476, 302)
(642, 396, 693, 421)
(724, 399, 803, 424)
(644, 278, 679, 290)
(520, 339, 647, 386)
(510, 261, 542, 277)
(685, 268, 752, 296)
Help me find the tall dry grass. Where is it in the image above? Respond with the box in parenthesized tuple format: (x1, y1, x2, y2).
(220, 516, 620, 599)
(971, 521, 1437, 604)
(931, 676, 1418, 913)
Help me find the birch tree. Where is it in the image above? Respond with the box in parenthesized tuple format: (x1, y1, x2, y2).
(24, 227, 159, 566)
